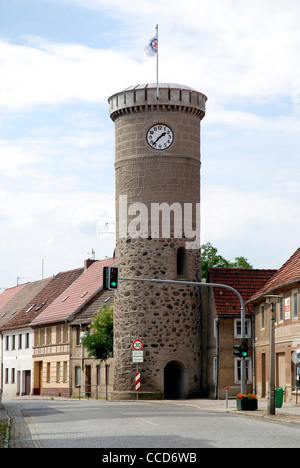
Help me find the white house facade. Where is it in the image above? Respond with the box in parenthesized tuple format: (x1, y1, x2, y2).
(2, 327, 33, 397)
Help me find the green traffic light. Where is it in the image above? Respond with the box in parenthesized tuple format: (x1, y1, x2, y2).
(241, 338, 248, 358)
(233, 344, 242, 357)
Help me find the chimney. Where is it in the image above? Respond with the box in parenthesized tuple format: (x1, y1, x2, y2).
(84, 259, 96, 270)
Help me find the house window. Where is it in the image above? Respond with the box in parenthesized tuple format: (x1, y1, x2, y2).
(234, 319, 251, 338)
(76, 327, 81, 345)
(63, 362, 68, 383)
(12, 335, 15, 350)
(40, 329, 45, 346)
(18, 334, 22, 349)
(5, 368, 8, 384)
(234, 358, 252, 383)
(46, 328, 52, 345)
(292, 291, 298, 319)
(97, 365, 101, 385)
(47, 363, 51, 383)
(56, 326, 62, 343)
(260, 305, 265, 329)
(56, 362, 61, 383)
(5, 336, 9, 351)
(63, 326, 68, 343)
(106, 365, 111, 385)
(11, 368, 15, 384)
(75, 366, 81, 387)
(25, 333, 29, 348)
(34, 330, 39, 347)
(177, 247, 187, 278)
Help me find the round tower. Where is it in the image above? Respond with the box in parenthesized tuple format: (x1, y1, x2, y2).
(108, 83, 207, 399)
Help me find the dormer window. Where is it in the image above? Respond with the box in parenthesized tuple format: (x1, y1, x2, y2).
(25, 305, 36, 314)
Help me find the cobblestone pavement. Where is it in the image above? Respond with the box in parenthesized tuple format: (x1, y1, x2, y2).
(1, 403, 37, 448)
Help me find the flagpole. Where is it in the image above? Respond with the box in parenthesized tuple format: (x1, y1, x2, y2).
(156, 24, 159, 100)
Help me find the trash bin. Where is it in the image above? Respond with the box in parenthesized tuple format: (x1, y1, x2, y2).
(275, 388, 284, 408)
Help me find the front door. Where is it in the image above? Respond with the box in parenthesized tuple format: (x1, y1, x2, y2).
(38, 361, 43, 395)
(25, 370, 31, 395)
(85, 365, 91, 397)
(164, 361, 186, 399)
(276, 352, 286, 389)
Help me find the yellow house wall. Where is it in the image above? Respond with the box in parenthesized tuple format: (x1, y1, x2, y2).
(254, 285, 300, 402)
(32, 324, 70, 396)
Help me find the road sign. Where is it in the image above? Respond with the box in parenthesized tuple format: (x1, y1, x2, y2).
(132, 351, 144, 363)
(132, 340, 143, 350)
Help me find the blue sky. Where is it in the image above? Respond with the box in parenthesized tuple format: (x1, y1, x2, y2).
(1, 0, 300, 288)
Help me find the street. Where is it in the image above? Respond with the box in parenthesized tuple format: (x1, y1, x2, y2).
(3, 398, 300, 449)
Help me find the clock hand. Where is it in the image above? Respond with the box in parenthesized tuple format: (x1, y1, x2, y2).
(153, 132, 166, 145)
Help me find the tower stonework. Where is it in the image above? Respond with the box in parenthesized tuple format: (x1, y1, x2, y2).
(108, 83, 207, 399)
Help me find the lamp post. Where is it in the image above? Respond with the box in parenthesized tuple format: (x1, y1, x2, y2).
(264, 295, 281, 416)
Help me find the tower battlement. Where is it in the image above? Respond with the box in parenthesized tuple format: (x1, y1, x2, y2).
(108, 83, 207, 122)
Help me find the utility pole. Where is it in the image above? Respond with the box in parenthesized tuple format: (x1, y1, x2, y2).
(265, 295, 281, 416)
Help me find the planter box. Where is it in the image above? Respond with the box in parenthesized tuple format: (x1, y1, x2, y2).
(236, 398, 257, 411)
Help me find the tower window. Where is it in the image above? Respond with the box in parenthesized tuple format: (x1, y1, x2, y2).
(177, 247, 187, 278)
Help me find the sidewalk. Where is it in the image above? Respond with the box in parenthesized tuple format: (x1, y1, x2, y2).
(162, 398, 300, 424)
(0, 404, 10, 448)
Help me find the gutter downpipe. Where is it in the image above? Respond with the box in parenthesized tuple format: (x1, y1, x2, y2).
(215, 317, 220, 399)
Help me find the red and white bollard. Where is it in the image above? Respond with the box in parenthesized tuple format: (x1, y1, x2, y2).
(135, 372, 141, 391)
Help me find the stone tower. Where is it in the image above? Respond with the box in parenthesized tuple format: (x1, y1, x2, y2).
(108, 83, 207, 399)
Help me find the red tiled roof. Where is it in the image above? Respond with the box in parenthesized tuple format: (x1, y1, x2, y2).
(0, 277, 54, 329)
(0, 283, 27, 311)
(71, 289, 115, 325)
(248, 247, 300, 303)
(1, 268, 83, 331)
(208, 268, 277, 315)
(31, 258, 115, 326)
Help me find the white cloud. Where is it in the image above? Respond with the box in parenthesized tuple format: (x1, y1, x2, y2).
(1, 0, 300, 112)
(0, 187, 115, 284)
(2, 0, 300, 285)
(56, 0, 300, 99)
(201, 184, 300, 268)
(0, 36, 144, 111)
(0, 140, 41, 178)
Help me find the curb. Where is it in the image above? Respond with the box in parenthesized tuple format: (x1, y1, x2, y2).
(229, 408, 300, 425)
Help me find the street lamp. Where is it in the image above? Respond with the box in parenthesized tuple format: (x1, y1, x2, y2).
(264, 295, 281, 416)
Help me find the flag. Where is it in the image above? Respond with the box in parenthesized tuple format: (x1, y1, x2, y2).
(144, 33, 158, 57)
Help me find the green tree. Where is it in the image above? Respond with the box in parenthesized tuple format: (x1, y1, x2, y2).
(231, 256, 253, 269)
(201, 242, 252, 280)
(81, 304, 113, 361)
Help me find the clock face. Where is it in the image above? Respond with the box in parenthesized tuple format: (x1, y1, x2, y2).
(146, 124, 174, 150)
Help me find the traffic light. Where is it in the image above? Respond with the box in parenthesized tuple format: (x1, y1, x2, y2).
(103, 266, 119, 290)
(233, 343, 242, 358)
(109, 267, 119, 289)
(241, 338, 248, 358)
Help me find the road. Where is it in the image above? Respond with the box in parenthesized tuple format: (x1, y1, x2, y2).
(4, 398, 300, 449)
